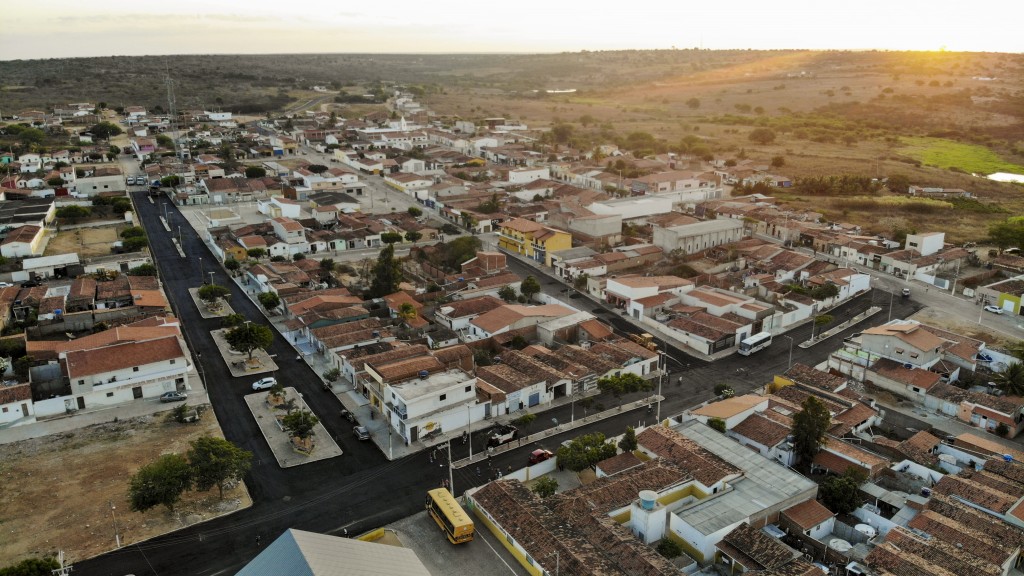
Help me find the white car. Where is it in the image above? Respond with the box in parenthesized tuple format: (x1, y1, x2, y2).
(252, 377, 277, 391)
(984, 305, 1004, 315)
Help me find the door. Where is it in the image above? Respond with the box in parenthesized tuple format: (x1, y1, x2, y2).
(21, 403, 28, 417)
(132, 386, 143, 399)
(528, 393, 540, 407)
(76, 397, 85, 410)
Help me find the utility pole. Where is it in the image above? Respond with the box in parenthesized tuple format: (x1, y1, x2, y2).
(657, 351, 665, 422)
(52, 550, 73, 576)
(109, 500, 120, 548)
(446, 440, 454, 497)
(467, 404, 472, 461)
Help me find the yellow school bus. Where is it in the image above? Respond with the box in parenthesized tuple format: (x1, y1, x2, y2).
(425, 488, 474, 544)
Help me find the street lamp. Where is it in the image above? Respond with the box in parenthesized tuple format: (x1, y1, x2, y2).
(467, 404, 473, 461)
(199, 257, 203, 282)
(109, 501, 120, 548)
(657, 351, 666, 422)
(782, 335, 794, 371)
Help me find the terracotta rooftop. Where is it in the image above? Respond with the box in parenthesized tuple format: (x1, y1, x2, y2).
(470, 303, 574, 334)
(863, 320, 946, 352)
(595, 452, 644, 476)
(348, 344, 427, 372)
(871, 358, 943, 390)
(932, 474, 1016, 514)
(691, 394, 766, 420)
(906, 509, 1014, 567)
(0, 383, 31, 405)
(636, 425, 740, 487)
(731, 412, 790, 448)
(898, 431, 942, 465)
(435, 295, 503, 319)
(716, 522, 798, 571)
(64, 336, 183, 378)
(782, 499, 835, 531)
(784, 363, 846, 392)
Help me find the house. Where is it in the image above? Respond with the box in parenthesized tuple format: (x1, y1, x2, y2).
(497, 218, 572, 266)
(689, 394, 769, 429)
(604, 275, 693, 318)
(434, 295, 503, 331)
(811, 437, 889, 479)
(373, 366, 480, 445)
(714, 522, 800, 573)
(728, 412, 796, 466)
(0, 225, 46, 258)
(779, 499, 835, 541)
(468, 303, 575, 339)
(0, 383, 34, 426)
(74, 166, 126, 196)
(60, 335, 188, 412)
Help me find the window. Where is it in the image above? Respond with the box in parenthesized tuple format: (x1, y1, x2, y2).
(133, 366, 140, 372)
(170, 359, 176, 365)
(2, 407, 7, 413)
(910, 353, 919, 359)
(895, 348, 905, 355)
(106, 392, 114, 397)
(439, 394, 446, 401)
(465, 386, 471, 393)
(78, 379, 85, 386)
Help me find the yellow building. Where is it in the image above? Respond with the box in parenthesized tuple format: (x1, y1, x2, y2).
(497, 218, 571, 266)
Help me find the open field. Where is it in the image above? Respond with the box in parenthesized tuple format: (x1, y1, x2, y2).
(44, 225, 124, 259)
(0, 408, 251, 565)
(898, 137, 1024, 176)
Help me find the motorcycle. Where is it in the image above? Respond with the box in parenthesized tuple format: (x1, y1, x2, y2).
(340, 409, 356, 423)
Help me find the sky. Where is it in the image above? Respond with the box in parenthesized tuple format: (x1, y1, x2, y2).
(3, 0, 1022, 60)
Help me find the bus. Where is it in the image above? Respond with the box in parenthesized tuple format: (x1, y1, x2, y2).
(738, 331, 773, 356)
(425, 488, 475, 544)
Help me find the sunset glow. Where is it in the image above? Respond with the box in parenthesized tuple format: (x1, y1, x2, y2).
(3, 0, 1020, 60)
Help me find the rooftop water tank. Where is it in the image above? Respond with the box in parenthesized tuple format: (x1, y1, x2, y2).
(638, 490, 658, 511)
(829, 538, 852, 553)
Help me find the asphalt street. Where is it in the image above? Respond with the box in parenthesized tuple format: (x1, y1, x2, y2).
(77, 188, 921, 576)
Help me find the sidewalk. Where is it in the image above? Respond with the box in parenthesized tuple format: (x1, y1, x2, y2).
(0, 372, 208, 445)
(798, 306, 882, 348)
(873, 396, 1024, 453)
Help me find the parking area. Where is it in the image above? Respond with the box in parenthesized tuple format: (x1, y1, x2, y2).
(385, 510, 531, 576)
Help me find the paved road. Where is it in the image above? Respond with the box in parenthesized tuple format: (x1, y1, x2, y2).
(77, 192, 921, 575)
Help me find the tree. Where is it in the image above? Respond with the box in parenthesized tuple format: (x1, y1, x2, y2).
(0, 557, 61, 576)
(498, 285, 517, 302)
(994, 362, 1024, 397)
(813, 314, 834, 339)
(244, 166, 267, 178)
(771, 155, 786, 168)
(307, 164, 329, 174)
(319, 258, 335, 273)
(122, 236, 149, 251)
(380, 232, 404, 244)
(55, 205, 91, 223)
(708, 417, 727, 433)
(187, 437, 253, 499)
(397, 302, 418, 321)
(511, 413, 536, 435)
(556, 432, 617, 472)
(988, 218, 1024, 252)
(160, 175, 181, 187)
(713, 383, 734, 398)
(440, 223, 461, 236)
(509, 334, 528, 350)
(597, 372, 654, 407)
(224, 322, 273, 360)
(405, 230, 422, 243)
(886, 173, 910, 194)
(792, 396, 831, 463)
(532, 476, 559, 498)
(127, 453, 193, 513)
(520, 275, 541, 302)
(323, 368, 341, 382)
(292, 253, 305, 261)
(156, 134, 174, 148)
(810, 283, 840, 301)
(656, 539, 683, 559)
(748, 128, 777, 145)
(618, 426, 638, 452)
(282, 410, 319, 439)
(258, 291, 281, 311)
(197, 283, 230, 304)
(46, 176, 64, 187)
(368, 243, 403, 298)
(685, 97, 701, 109)
(221, 313, 246, 328)
(129, 263, 157, 276)
(224, 258, 241, 273)
(408, 206, 423, 217)
(819, 468, 866, 514)
(246, 248, 266, 260)
(88, 121, 122, 139)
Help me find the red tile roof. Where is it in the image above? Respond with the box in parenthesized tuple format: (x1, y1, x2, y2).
(782, 499, 835, 530)
(64, 336, 183, 378)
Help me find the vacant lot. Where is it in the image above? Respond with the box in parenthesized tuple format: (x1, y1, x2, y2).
(44, 225, 122, 259)
(898, 137, 1024, 176)
(0, 408, 251, 565)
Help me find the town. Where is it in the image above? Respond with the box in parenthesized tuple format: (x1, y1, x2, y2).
(1, 74, 1024, 576)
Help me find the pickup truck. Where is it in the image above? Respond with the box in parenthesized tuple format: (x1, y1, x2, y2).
(487, 424, 519, 447)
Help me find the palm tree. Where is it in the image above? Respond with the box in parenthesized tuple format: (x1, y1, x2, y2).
(994, 362, 1024, 397)
(397, 302, 417, 321)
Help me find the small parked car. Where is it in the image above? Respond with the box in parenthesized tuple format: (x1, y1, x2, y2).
(126, 177, 136, 185)
(528, 449, 554, 465)
(0, 282, 12, 288)
(159, 391, 188, 403)
(353, 426, 370, 440)
(252, 377, 277, 391)
(340, 409, 356, 422)
(984, 305, 1004, 315)
(901, 288, 911, 297)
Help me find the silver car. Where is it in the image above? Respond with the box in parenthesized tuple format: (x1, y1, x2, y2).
(159, 391, 187, 403)
(252, 377, 277, 391)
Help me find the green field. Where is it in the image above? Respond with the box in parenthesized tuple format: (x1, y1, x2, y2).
(898, 137, 1024, 176)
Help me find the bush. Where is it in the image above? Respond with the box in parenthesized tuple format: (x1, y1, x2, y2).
(708, 417, 726, 433)
(408, 206, 422, 217)
(656, 539, 683, 559)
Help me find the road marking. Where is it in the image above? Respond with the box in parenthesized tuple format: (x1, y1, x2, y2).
(474, 520, 524, 576)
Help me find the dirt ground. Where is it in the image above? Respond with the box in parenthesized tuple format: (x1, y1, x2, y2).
(44, 225, 125, 259)
(909, 307, 1017, 348)
(0, 407, 251, 565)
